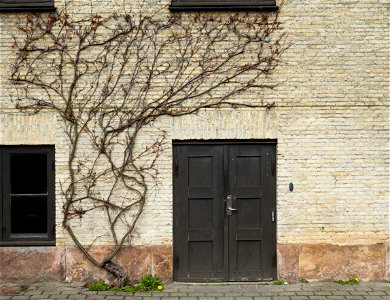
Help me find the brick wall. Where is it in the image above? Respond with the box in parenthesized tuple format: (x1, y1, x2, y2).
(0, 0, 388, 281)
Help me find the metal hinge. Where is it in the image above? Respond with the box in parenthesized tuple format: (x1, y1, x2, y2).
(272, 211, 276, 222)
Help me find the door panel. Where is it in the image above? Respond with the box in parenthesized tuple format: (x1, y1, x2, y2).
(174, 145, 225, 281)
(260, 144, 277, 279)
(228, 145, 275, 280)
(228, 145, 262, 280)
(173, 142, 276, 282)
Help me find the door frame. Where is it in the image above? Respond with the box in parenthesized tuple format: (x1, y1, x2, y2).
(172, 139, 277, 282)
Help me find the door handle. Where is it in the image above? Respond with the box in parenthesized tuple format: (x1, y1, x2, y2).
(226, 195, 237, 216)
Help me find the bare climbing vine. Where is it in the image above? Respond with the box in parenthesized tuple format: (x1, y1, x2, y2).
(10, 5, 287, 285)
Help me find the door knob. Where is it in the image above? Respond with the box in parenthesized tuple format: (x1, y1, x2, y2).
(226, 195, 237, 216)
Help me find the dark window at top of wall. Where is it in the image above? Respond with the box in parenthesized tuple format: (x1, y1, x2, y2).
(0, 0, 56, 12)
(0, 146, 56, 246)
(170, 0, 278, 11)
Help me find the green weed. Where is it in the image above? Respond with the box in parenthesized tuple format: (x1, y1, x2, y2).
(273, 279, 285, 285)
(88, 281, 110, 291)
(88, 274, 163, 293)
(335, 278, 359, 285)
(134, 274, 163, 292)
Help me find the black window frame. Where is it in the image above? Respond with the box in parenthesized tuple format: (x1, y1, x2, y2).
(0, 0, 56, 12)
(0, 145, 56, 246)
(169, 0, 278, 11)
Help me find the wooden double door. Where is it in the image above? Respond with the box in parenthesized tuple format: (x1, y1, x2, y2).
(173, 141, 276, 282)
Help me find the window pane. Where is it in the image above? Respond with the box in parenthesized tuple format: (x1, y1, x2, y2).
(11, 196, 48, 234)
(10, 153, 47, 194)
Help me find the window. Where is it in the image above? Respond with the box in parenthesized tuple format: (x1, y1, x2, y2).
(0, 0, 55, 12)
(169, 0, 278, 11)
(0, 146, 55, 246)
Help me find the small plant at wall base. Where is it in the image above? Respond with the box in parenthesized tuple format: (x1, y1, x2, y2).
(10, 2, 287, 285)
(335, 278, 359, 285)
(273, 279, 286, 285)
(88, 274, 163, 293)
(134, 274, 163, 292)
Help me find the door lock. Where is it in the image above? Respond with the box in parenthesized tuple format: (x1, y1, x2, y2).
(226, 195, 237, 216)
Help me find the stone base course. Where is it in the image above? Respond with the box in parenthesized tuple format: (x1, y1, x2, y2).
(1, 243, 388, 284)
(277, 243, 389, 282)
(0, 245, 172, 284)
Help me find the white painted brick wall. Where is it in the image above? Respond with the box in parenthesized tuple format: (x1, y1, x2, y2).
(0, 0, 388, 247)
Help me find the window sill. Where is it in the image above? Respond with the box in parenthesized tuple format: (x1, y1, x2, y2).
(169, 3, 279, 11)
(0, 6, 56, 12)
(0, 240, 56, 247)
(170, 5, 279, 11)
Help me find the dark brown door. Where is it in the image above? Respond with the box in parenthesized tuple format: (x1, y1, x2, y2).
(173, 141, 276, 282)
